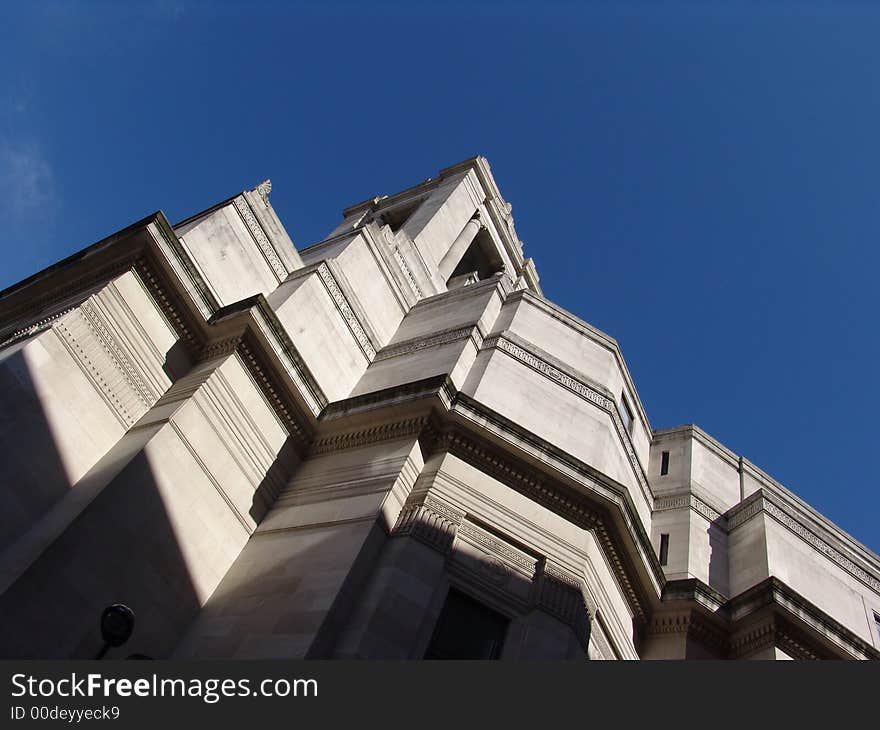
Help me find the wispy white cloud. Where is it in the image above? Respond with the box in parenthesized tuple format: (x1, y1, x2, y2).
(0, 138, 55, 221)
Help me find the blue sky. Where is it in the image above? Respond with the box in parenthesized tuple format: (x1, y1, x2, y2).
(1, 1, 878, 551)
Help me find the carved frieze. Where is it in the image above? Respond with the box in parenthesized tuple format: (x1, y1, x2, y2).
(375, 326, 480, 362)
(728, 494, 880, 595)
(392, 495, 465, 554)
(315, 263, 377, 360)
(487, 334, 652, 508)
(233, 195, 287, 280)
(654, 494, 723, 524)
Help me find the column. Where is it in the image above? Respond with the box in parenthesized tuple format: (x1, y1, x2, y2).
(437, 215, 485, 281)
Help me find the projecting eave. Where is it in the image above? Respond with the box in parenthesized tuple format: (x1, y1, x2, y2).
(0, 210, 166, 302)
(654, 423, 880, 573)
(509, 288, 653, 436)
(315, 374, 668, 623)
(0, 209, 323, 445)
(0, 211, 182, 344)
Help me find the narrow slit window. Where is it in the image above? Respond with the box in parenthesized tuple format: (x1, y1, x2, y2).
(618, 393, 634, 433)
(874, 612, 880, 644)
(660, 451, 670, 476)
(659, 534, 670, 566)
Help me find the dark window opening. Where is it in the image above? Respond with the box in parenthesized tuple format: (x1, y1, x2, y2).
(618, 393, 634, 433)
(424, 589, 509, 660)
(660, 451, 670, 476)
(381, 199, 422, 232)
(659, 534, 670, 566)
(448, 230, 503, 285)
(874, 612, 880, 644)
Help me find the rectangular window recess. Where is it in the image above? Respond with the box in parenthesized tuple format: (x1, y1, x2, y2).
(659, 534, 670, 566)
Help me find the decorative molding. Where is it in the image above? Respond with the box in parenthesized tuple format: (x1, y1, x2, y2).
(654, 494, 723, 524)
(488, 334, 652, 509)
(0, 258, 132, 343)
(310, 416, 433, 456)
(728, 493, 880, 595)
(646, 610, 728, 656)
(382, 228, 424, 299)
(316, 263, 377, 360)
(393, 245, 423, 298)
(726, 496, 765, 531)
(437, 429, 647, 621)
(237, 335, 312, 449)
(199, 334, 243, 362)
(135, 256, 202, 355)
(590, 615, 616, 660)
(392, 494, 465, 554)
(764, 499, 880, 594)
(79, 299, 157, 407)
(255, 179, 272, 207)
(491, 336, 613, 410)
(375, 326, 479, 362)
(233, 195, 287, 280)
(729, 617, 821, 660)
(457, 521, 538, 577)
(55, 308, 147, 429)
(0, 307, 76, 349)
(539, 563, 588, 629)
(248, 301, 326, 413)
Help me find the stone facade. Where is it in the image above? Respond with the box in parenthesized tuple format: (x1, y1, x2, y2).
(0, 157, 877, 660)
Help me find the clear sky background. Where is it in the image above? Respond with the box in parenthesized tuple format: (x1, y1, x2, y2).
(1, 1, 878, 552)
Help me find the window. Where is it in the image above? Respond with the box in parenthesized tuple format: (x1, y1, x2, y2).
(381, 199, 422, 232)
(618, 393, 634, 433)
(660, 451, 670, 476)
(874, 612, 880, 645)
(659, 534, 670, 566)
(424, 589, 509, 660)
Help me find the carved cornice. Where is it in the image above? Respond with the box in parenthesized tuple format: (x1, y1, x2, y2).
(486, 333, 653, 510)
(658, 576, 880, 660)
(374, 326, 481, 362)
(457, 521, 538, 577)
(0, 306, 75, 349)
(0, 257, 133, 343)
(539, 562, 592, 649)
(135, 255, 203, 356)
(310, 416, 435, 456)
(395, 491, 593, 651)
(590, 614, 616, 660)
(436, 428, 648, 622)
(377, 224, 425, 300)
(237, 333, 312, 450)
(315, 263, 376, 359)
(55, 314, 139, 429)
(392, 244, 424, 299)
(654, 494, 723, 525)
(646, 609, 731, 657)
(728, 492, 880, 595)
(392, 494, 465, 554)
(79, 299, 157, 406)
(233, 194, 287, 280)
(729, 617, 824, 660)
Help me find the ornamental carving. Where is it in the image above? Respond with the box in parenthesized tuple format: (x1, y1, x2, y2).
(316, 263, 377, 359)
(233, 195, 287, 280)
(375, 326, 477, 362)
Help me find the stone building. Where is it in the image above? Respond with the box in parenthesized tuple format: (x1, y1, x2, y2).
(0, 157, 878, 660)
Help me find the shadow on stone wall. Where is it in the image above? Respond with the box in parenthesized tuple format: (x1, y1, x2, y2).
(0, 344, 75, 553)
(0, 338, 198, 658)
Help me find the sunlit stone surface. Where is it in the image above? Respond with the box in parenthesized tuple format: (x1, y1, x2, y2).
(0, 158, 877, 660)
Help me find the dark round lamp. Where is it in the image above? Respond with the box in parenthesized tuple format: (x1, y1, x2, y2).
(100, 604, 135, 648)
